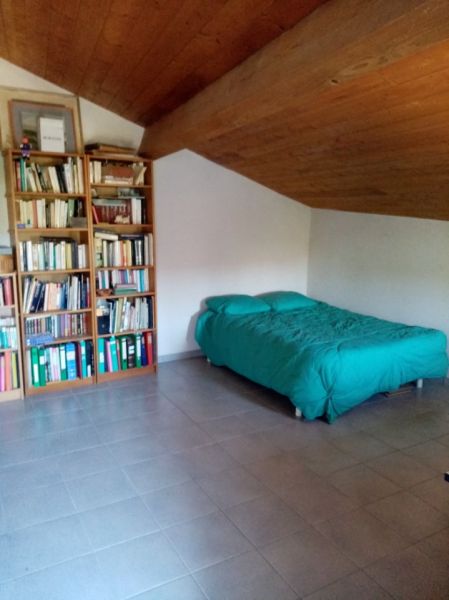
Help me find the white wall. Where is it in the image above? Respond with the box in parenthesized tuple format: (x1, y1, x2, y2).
(154, 150, 311, 357)
(0, 58, 144, 245)
(308, 209, 449, 341)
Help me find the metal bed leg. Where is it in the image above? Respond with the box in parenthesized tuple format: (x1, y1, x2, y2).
(416, 378, 423, 389)
(295, 407, 303, 419)
(206, 358, 211, 364)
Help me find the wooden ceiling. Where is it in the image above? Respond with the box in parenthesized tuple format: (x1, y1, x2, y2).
(0, 0, 326, 126)
(141, 0, 449, 221)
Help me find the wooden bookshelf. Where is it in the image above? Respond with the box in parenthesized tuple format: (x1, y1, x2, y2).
(0, 272, 24, 401)
(4, 149, 96, 395)
(87, 153, 157, 382)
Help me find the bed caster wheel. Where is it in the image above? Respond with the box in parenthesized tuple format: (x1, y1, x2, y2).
(295, 407, 303, 419)
(416, 378, 423, 389)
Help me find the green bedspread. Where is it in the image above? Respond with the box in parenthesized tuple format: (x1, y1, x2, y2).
(195, 302, 448, 422)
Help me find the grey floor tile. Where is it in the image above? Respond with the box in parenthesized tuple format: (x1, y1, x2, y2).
(31, 393, 82, 416)
(366, 546, 449, 600)
(80, 496, 159, 550)
(328, 464, 400, 505)
(330, 431, 393, 461)
(220, 431, 282, 465)
(142, 480, 218, 528)
(0, 435, 51, 468)
(198, 466, 267, 509)
(194, 550, 296, 600)
(246, 451, 317, 495)
(0, 514, 92, 582)
(278, 471, 357, 524)
(107, 435, 166, 466)
(95, 415, 156, 444)
(0, 456, 62, 497)
(366, 451, 438, 488)
(124, 454, 191, 494)
(165, 511, 252, 571)
(438, 433, 449, 447)
(95, 532, 187, 599)
(304, 570, 393, 599)
(42, 425, 102, 456)
(199, 414, 258, 441)
(57, 445, 116, 480)
(261, 528, 356, 597)
(366, 490, 449, 542)
(175, 443, 239, 479)
(237, 406, 292, 431)
(2, 482, 76, 531)
(157, 424, 213, 452)
(402, 440, 449, 472)
(130, 575, 207, 599)
(66, 467, 136, 511)
(411, 476, 449, 516)
(415, 527, 449, 566)
(315, 508, 407, 567)
(0, 553, 117, 600)
(225, 493, 307, 547)
(291, 440, 360, 476)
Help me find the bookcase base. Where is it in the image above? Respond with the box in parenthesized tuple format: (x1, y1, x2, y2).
(96, 364, 157, 384)
(0, 388, 24, 402)
(25, 376, 95, 396)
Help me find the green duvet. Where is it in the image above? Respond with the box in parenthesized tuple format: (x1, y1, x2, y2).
(195, 302, 448, 422)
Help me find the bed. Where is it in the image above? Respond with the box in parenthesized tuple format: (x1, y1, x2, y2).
(195, 292, 448, 422)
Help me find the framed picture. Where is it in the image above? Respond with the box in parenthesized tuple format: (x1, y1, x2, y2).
(9, 99, 77, 152)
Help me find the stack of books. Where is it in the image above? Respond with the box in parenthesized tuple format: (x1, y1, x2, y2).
(98, 332, 153, 373)
(0, 318, 18, 349)
(0, 277, 13, 306)
(0, 351, 20, 391)
(22, 275, 91, 313)
(96, 269, 149, 293)
(19, 239, 88, 272)
(89, 161, 147, 186)
(26, 340, 94, 386)
(94, 231, 153, 267)
(92, 193, 146, 225)
(96, 296, 153, 334)
(24, 313, 88, 342)
(14, 157, 84, 194)
(18, 198, 85, 229)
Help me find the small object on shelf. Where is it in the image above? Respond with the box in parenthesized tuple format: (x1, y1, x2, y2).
(20, 136, 31, 159)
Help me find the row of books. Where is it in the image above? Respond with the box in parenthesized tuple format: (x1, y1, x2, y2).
(15, 158, 85, 194)
(24, 313, 89, 343)
(0, 277, 13, 306)
(98, 333, 154, 373)
(96, 269, 149, 293)
(92, 195, 146, 225)
(0, 318, 18, 349)
(94, 233, 153, 267)
(89, 161, 147, 185)
(96, 296, 153, 334)
(22, 275, 91, 314)
(18, 198, 85, 229)
(0, 351, 20, 391)
(19, 239, 88, 272)
(27, 340, 94, 387)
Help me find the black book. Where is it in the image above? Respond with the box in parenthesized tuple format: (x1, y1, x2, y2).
(55, 165, 68, 193)
(127, 337, 136, 369)
(148, 297, 154, 329)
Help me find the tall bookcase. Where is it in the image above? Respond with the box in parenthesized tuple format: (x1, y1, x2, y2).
(87, 153, 157, 382)
(5, 149, 96, 395)
(0, 272, 24, 400)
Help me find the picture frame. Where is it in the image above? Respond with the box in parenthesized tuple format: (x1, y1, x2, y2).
(8, 99, 77, 152)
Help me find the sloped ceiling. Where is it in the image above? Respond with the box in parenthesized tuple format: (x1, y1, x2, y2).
(2, 0, 449, 221)
(0, 0, 326, 125)
(141, 0, 449, 221)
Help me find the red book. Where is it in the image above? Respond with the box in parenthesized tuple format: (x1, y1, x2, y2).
(3, 278, 13, 306)
(92, 205, 99, 224)
(145, 332, 153, 366)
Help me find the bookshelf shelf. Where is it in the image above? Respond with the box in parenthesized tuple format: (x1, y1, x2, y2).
(0, 272, 24, 400)
(21, 268, 91, 276)
(4, 148, 157, 395)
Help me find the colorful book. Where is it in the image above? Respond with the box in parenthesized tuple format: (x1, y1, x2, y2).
(38, 348, 47, 386)
(31, 347, 40, 387)
(66, 343, 78, 380)
(109, 336, 119, 372)
(97, 338, 105, 374)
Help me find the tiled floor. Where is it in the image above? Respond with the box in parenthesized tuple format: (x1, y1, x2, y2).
(0, 359, 448, 599)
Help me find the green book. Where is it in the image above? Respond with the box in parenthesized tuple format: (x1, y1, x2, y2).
(79, 340, 87, 378)
(135, 334, 142, 368)
(120, 337, 128, 370)
(59, 345, 68, 380)
(30, 347, 40, 387)
(97, 338, 105, 374)
(38, 347, 47, 386)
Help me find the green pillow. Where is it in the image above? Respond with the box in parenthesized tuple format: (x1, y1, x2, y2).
(259, 291, 317, 312)
(206, 294, 271, 315)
